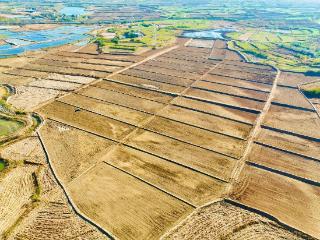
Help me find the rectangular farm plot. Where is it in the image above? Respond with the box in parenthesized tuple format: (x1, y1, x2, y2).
(68, 162, 193, 240)
(256, 128, 320, 161)
(231, 164, 320, 239)
(192, 81, 269, 101)
(37, 101, 135, 141)
(204, 74, 272, 92)
(39, 120, 115, 184)
(134, 65, 200, 80)
(94, 80, 176, 103)
(158, 105, 252, 139)
(184, 88, 265, 111)
(210, 68, 275, 84)
(125, 129, 236, 181)
(144, 117, 245, 158)
(263, 105, 320, 139)
(108, 74, 185, 94)
(122, 68, 194, 87)
(103, 146, 226, 206)
(248, 143, 320, 183)
(28, 79, 81, 91)
(172, 97, 258, 124)
(78, 86, 166, 114)
(59, 93, 151, 126)
(272, 86, 314, 110)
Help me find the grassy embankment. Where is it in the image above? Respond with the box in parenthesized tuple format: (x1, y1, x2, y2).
(227, 28, 320, 73)
(92, 19, 215, 53)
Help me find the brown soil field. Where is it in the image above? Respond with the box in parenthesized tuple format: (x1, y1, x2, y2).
(211, 68, 275, 84)
(8, 190, 107, 240)
(278, 72, 318, 88)
(31, 58, 122, 72)
(6, 68, 49, 79)
(60, 93, 150, 126)
(144, 59, 210, 74)
(135, 64, 200, 80)
(67, 162, 193, 240)
(8, 86, 63, 111)
(209, 48, 227, 60)
(272, 86, 314, 110)
(164, 200, 309, 240)
(158, 105, 252, 139)
(248, 143, 320, 183)
(20, 64, 111, 78)
(217, 64, 273, 75)
(122, 69, 194, 87)
(223, 60, 274, 71)
(187, 39, 214, 48)
(172, 96, 258, 124)
(39, 54, 131, 67)
(107, 74, 185, 94)
(12, 24, 59, 31)
(94, 80, 175, 103)
(39, 120, 115, 183)
(125, 129, 236, 181)
(103, 145, 226, 206)
(263, 104, 320, 139)
(37, 101, 134, 141)
(46, 73, 96, 84)
(224, 50, 244, 61)
(28, 79, 81, 91)
(0, 73, 36, 86)
(0, 166, 37, 237)
(1, 136, 45, 165)
(192, 81, 269, 101)
(144, 117, 245, 158)
(76, 43, 99, 54)
(204, 74, 272, 92)
(56, 51, 142, 62)
(213, 40, 227, 49)
(231, 164, 320, 239)
(78, 86, 166, 113)
(152, 57, 212, 72)
(184, 88, 265, 111)
(256, 128, 320, 161)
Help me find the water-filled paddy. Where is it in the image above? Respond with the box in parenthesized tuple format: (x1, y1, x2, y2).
(182, 29, 234, 39)
(60, 7, 86, 16)
(0, 25, 93, 58)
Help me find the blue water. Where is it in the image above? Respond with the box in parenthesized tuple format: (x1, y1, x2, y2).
(182, 29, 234, 39)
(60, 7, 86, 16)
(0, 25, 93, 58)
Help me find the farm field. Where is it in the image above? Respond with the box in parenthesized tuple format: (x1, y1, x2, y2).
(0, 10, 319, 238)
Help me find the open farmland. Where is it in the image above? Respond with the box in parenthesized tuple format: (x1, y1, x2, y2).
(1, 28, 319, 239)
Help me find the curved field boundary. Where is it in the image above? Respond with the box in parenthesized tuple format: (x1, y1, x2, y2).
(246, 161, 320, 187)
(225, 199, 316, 240)
(37, 130, 116, 240)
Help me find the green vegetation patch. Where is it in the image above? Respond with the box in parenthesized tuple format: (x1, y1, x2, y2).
(0, 158, 8, 171)
(302, 88, 320, 98)
(0, 117, 24, 137)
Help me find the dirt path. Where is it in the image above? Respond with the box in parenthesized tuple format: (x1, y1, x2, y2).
(226, 68, 281, 194)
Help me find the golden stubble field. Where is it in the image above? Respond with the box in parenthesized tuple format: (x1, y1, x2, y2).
(2, 36, 320, 240)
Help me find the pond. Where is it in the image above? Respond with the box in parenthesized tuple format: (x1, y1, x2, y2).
(0, 118, 24, 137)
(0, 159, 7, 171)
(182, 29, 234, 39)
(0, 25, 93, 58)
(60, 7, 86, 16)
